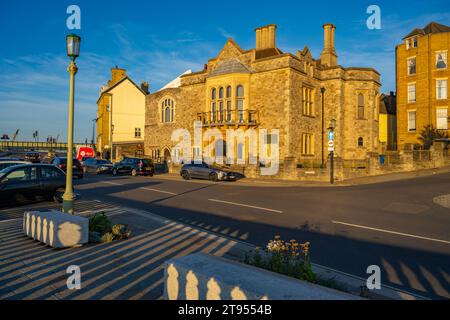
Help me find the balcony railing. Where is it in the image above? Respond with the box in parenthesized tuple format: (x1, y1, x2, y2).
(196, 109, 259, 127)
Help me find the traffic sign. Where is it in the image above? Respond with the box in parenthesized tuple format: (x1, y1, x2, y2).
(328, 146, 334, 152)
(328, 131, 334, 141)
(328, 140, 334, 147)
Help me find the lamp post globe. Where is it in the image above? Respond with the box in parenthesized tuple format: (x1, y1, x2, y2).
(62, 34, 80, 214)
(66, 34, 81, 60)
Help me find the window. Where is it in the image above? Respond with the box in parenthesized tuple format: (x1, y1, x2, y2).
(408, 83, 416, 103)
(408, 110, 416, 132)
(436, 79, 448, 100)
(357, 137, 364, 147)
(161, 98, 175, 123)
(218, 87, 224, 123)
(237, 143, 245, 162)
(357, 94, 365, 119)
(406, 37, 418, 50)
(437, 108, 448, 130)
(301, 133, 314, 155)
(135, 128, 141, 138)
(226, 86, 232, 122)
(407, 57, 416, 75)
(236, 85, 245, 123)
(302, 87, 314, 116)
(436, 51, 447, 69)
(41, 166, 63, 179)
(6, 167, 37, 182)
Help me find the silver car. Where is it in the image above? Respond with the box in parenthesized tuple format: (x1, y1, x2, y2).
(180, 162, 237, 182)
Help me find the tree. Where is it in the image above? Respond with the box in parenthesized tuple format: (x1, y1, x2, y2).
(418, 125, 449, 149)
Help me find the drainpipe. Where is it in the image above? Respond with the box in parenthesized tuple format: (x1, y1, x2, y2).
(321, 87, 326, 168)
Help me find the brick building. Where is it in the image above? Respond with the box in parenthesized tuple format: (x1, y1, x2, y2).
(396, 22, 450, 150)
(144, 24, 380, 177)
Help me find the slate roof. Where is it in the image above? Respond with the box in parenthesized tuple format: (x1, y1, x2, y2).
(403, 22, 450, 39)
(208, 59, 252, 77)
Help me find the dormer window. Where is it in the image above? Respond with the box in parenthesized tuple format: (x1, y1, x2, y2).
(406, 37, 418, 49)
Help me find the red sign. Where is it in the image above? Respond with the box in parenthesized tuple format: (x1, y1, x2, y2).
(76, 147, 95, 161)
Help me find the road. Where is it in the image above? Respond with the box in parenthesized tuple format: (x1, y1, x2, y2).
(3, 172, 450, 299)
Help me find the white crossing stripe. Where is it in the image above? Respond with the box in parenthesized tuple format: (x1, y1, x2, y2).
(208, 199, 283, 214)
(332, 221, 450, 245)
(139, 187, 178, 195)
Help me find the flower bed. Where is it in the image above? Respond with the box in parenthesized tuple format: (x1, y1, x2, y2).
(244, 235, 344, 291)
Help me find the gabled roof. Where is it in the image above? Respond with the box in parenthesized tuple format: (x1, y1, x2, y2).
(97, 76, 147, 104)
(403, 22, 450, 39)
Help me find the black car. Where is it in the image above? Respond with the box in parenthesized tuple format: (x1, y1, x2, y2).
(112, 158, 154, 176)
(82, 158, 113, 174)
(0, 160, 30, 171)
(0, 164, 66, 207)
(25, 152, 41, 163)
(51, 157, 84, 179)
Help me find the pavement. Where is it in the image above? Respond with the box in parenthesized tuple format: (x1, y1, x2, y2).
(1, 169, 450, 300)
(0, 201, 245, 300)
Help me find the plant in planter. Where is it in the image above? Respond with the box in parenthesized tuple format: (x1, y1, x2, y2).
(88, 212, 131, 243)
(245, 235, 341, 290)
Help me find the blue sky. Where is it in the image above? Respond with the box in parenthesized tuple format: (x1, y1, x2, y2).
(0, 0, 449, 142)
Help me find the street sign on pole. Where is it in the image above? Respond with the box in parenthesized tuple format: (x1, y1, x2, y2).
(328, 131, 334, 141)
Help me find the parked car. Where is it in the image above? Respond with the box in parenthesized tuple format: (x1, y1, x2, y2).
(82, 158, 113, 174)
(112, 158, 154, 176)
(0, 164, 67, 206)
(0, 160, 31, 171)
(24, 152, 41, 163)
(180, 162, 237, 181)
(51, 157, 84, 179)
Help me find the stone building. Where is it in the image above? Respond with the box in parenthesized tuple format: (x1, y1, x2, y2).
(396, 22, 450, 150)
(145, 24, 380, 178)
(97, 67, 148, 160)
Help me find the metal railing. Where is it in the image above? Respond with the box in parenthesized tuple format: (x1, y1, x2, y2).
(0, 141, 94, 151)
(197, 109, 259, 127)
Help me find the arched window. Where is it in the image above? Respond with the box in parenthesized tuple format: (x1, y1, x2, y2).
(161, 98, 175, 123)
(226, 86, 232, 122)
(358, 137, 364, 147)
(226, 86, 232, 98)
(218, 87, 224, 123)
(358, 94, 365, 119)
(236, 85, 245, 123)
(211, 88, 216, 100)
(237, 85, 244, 98)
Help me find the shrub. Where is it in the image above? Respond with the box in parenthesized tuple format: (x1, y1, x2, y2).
(89, 212, 112, 234)
(244, 235, 317, 283)
(88, 213, 131, 243)
(111, 224, 131, 240)
(100, 232, 114, 243)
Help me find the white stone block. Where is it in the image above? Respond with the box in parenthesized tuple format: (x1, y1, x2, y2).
(164, 253, 361, 300)
(23, 210, 89, 249)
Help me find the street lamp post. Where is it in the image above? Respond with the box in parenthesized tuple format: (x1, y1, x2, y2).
(328, 119, 336, 185)
(62, 34, 81, 214)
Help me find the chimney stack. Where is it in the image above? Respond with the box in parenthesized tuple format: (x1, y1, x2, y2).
(321, 23, 338, 67)
(109, 66, 127, 85)
(255, 24, 277, 51)
(140, 81, 149, 94)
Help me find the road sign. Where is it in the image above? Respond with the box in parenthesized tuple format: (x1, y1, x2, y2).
(328, 140, 334, 147)
(328, 146, 334, 152)
(328, 131, 334, 141)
